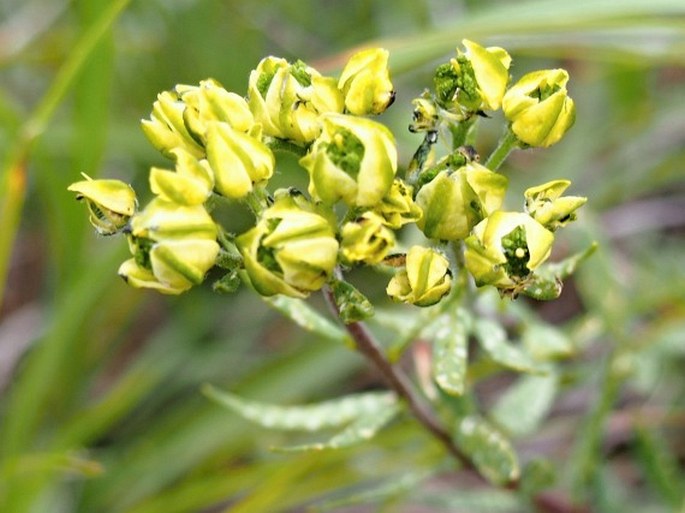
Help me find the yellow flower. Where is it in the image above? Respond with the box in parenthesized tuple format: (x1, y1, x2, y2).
(119, 238, 219, 295)
(149, 148, 214, 205)
(247, 57, 344, 144)
(181, 79, 255, 143)
(386, 246, 452, 307)
(524, 180, 587, 230)
(502, 69, 575, 147)
(374, 179, 422, 229)
(299, 113, 397, 208)
(464, 211, 554, 292)
(141, 90, 204, 158)
(338, 48, 395, 115)
(236, 190, 339, 298)
(416, 162, 508, 241)
(340, 212, 395, 265)
(67, 174, 137, 235)
(434, 39, 511, 114)
(205, 121, 275, 199)
(129, 198, 217, 241)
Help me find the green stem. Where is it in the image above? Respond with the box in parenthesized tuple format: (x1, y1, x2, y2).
(484, 127, 520, 171)
(447, 115, 477, 150)
(323, 271, 475, 470)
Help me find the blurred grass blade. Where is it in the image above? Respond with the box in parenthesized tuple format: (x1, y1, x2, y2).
(0, 0, 131, 309)
(454, 415, 520, 486)
(634, 425, 685, 507)
(311, 470, 432, 512)
(473, 318, 543, 373)
(263, 295, 349, 343)
(432, 310, 470, 396)
(203, 385, 395, 431)
(490, 371, 559, 437)
(275, 402, 400, 452)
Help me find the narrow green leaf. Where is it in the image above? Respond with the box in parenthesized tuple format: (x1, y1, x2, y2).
(491, 371, 559, 437)
(203, 385, 396, 431)
(418, 488, 521, 512)
(275, 402, 401, 452)
(522, 322, 574, 361)
(432, 310, 470, 396)
(454, 415, 520, 486)
(263, 295, 348, 343)
(473, 318, 542, 373)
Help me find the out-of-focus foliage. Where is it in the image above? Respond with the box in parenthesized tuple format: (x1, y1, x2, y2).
(0, 1, 684, 512)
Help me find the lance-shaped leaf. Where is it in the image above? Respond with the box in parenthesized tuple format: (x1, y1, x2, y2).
(330, 278, 374, 324)
(473, 318, 542, 373)
(203, 385, 396, 431)
(454, 415, 520, 486)
(491, 371, 559, 437)
(522, 242, 598, 300)
(522, 322, 574, 361)
(275, 401, 401, 452)
(262, 295, 348, 343)
(432, 309, 470, 396)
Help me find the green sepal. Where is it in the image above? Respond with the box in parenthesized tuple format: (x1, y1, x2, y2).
(330, 278, 375, 324)
(521, 242, 597, 300)
(453, 414, 520, 486)
(212, 270, 241, 294)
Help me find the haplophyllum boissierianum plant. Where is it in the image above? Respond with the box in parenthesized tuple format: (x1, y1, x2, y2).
(69, 40, 594, 505)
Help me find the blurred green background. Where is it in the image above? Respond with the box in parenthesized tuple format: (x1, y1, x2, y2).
(1, 1, 684, 512)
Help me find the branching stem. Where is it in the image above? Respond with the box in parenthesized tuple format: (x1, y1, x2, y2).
(323, 271, 475, 470)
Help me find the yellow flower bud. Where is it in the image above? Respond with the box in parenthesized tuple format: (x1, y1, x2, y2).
(141, 90, 204, 159)
(524, 180, 587, 231)
(118, 238, 219, 295)
(181, 79, 255, 143)
(130, 198, 217, 241)
(502, 69, 575, 147)
(416, 162, 508, 240)
(236, 190, 339, 298)
(434, 39, 511, 114)
(149, 148, 214, 205)
(409, 97, 439, 133)
(386, 246, 452, 307)
(68, 174, 137, 235)
(299, 113, 397, 208)
(247, 57, 344, 144)
(205, 121, 275, 199)
(374, 179, 422, 229)
(338, 48, 395, 115)
(464, 211, 554, 292)
(340, 212, 395, 265)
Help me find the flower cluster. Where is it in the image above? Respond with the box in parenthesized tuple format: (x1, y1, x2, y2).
(70, 40, 585, 306)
